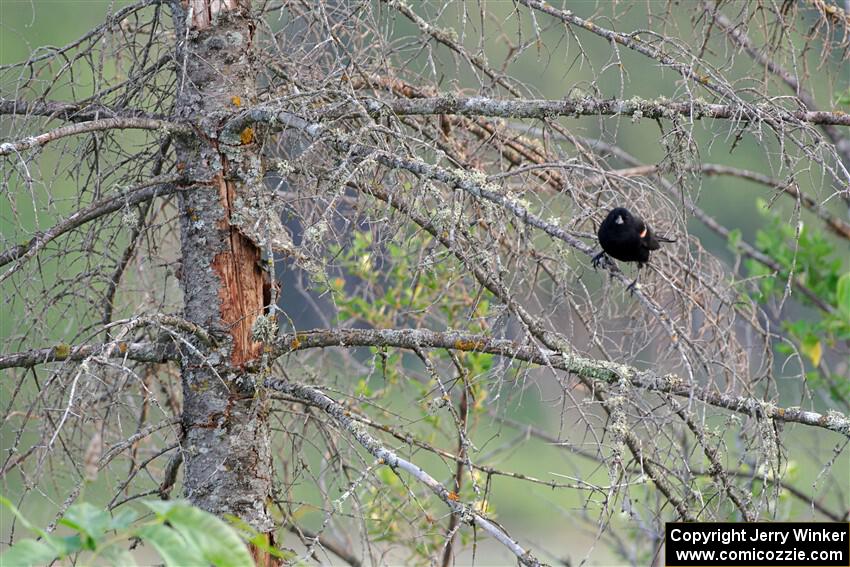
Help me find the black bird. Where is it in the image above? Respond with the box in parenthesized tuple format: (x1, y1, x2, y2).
(591, 207, 675, 292)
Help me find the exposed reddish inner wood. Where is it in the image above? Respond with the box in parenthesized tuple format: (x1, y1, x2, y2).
(211, 175, 265, 366)
(250, 533, 278, 567)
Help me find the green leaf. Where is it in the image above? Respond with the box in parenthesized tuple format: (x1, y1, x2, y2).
(727, 228, 742, 249)
(837, 273, 850, 321)
(98, 542, 137, 566)
(59, 502, 111, 547)
(55, 534, 84, 556)
(142, 499, 183, 518)
(0, 496, 74, 556)
(800, 335, 823, 367)
(148, 501, 253, 567)
(225, 516, 292, 561)
(245, 533, 292, 560)
(136, 523, 202, 567)
(0, 496, 46, 538)
(0, 539, 60, 567)
(379, 467, 400, 487)
(355, 378, 373, 397)
(109, 508, 138, 531)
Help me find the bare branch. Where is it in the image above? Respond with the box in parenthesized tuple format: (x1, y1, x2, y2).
(265, 378, 543, 567)
(358, 95, 850, 127)
(494, 414, 848, 521)
(0, 98, 166, 122)
(597, 162, 850, 240)
(286, 523, 362, 567)
(0, 0, 164, 70)
(0, 173, 185, 275)
(270, 328, 850, 438)
(0, 118, 183, 156)
(704, 2, 850, 170)
(516, 0, 738, 99)
(0, 341, 170, 370)
(5, 1, 847, 560)
(381, 0, 522, 96)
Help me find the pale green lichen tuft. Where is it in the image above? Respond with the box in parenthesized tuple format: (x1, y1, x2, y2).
(121, 206, 139, 227)
(303, 219, 329, 247)
(276, 160, 294, 175)
(251, 314, 278, 343)
(825, 410, 850, 435)
(427, 395, 449, 415)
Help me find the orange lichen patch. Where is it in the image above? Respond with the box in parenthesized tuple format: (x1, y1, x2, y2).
(289, 337, 302, 350)
(447, 491, 460, 501)
(774, 407, 785, 418)
(118, 342, 128, 354)
(240, 127, 254, 145)
(454, 339, 485, 351)
(230, 95, 242, 107)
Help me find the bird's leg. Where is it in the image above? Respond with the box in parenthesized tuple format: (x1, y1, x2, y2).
(591, 251, 606, 269)
(627, 264, 642, 295)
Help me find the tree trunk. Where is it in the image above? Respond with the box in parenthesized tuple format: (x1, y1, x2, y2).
(171, 0, 276, 561)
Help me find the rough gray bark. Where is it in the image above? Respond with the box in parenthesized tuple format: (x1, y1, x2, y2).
(169, 0, 274, 540)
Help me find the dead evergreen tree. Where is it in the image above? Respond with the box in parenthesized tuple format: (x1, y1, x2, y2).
(1, 1, 849, 565)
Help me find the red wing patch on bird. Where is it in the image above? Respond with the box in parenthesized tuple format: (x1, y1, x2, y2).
(639, 227, 647, 238)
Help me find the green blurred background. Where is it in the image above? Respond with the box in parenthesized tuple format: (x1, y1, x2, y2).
(1, 1, 848, 565)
